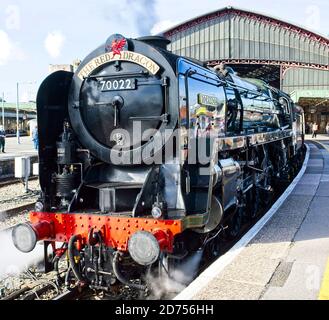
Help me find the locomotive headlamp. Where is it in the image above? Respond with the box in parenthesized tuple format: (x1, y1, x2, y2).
(12, 223, 37, 253)
(12, 221, 53, 253)
(128, 231, 160, 266)
(151, 206, 162, 219)
(35, 201, 44, 212)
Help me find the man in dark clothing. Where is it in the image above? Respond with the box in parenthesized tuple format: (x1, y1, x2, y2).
(32, 126, 39, 150)
(0, 125, 5, 153)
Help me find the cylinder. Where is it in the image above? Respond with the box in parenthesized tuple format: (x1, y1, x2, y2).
(55, 171, 79, 198)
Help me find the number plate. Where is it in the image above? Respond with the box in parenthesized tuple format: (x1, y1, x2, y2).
(99, 78, 136, 91)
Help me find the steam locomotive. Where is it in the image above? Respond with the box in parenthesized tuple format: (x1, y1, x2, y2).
(12, 34, 304, 291)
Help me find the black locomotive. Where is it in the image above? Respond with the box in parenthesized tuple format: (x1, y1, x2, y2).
(12, 34, 304, 292)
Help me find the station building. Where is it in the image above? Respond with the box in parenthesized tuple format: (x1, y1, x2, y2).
(1, 102, 37, 135)
(163, 6, 329, 133)
(48, 59, 81, 74)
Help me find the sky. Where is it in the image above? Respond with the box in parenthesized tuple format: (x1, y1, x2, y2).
(0, 0, 328, 102)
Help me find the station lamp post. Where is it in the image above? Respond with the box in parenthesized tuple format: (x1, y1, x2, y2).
(1, 92, 4, 127)
(16, 81, 36, 144)
(16, 83, 20, 144)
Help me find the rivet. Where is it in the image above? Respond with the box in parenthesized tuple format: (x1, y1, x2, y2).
(81, 224, 84, 228)
(127, 224, 130, 228)
(123, 227, 126, 230)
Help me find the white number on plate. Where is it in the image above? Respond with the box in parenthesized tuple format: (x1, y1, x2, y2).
(99, 79, 133, 91)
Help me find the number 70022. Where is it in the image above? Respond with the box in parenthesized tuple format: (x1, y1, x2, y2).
(99, 78, 136, 91)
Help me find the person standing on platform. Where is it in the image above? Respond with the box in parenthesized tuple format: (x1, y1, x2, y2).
(312, 122, 318, 138)
(308, 122, 313, 135)
(326, 123, 329, 135)
(32, 125, 39, 150)
(0, 125, 5, 153)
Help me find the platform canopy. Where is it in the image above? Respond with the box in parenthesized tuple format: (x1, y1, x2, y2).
(290, 90, 329, 103)
(163, 6, 329, 93)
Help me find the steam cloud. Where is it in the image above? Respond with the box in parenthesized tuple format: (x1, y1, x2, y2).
(146, 250, 203, 299)
(126, 0, 157, 36)
(0, 229, 43, 282)
(100, 0, 157, 37)
(44, 31, 66, 59)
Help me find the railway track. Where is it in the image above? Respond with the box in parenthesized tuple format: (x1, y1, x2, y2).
(0, 178, 40, 227)
(0, 203, 35, 220)
(0, 177, 38, 188)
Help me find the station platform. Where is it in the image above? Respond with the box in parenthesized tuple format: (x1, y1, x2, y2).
(0, 136, 37, 161)
(0, 137, 38, 180)
(175, 140, 329, 300)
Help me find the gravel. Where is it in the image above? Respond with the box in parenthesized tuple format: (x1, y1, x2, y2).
(0, 179, 39, 201)
(0, 179, 40, 231)
(0, 267, 64, 300)
(0, 210, 30, 231)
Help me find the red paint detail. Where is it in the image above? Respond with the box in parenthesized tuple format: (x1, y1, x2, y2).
(110, 38, 127, 56)
(76, 238, 83, 251)
(207, 59, 329, 73)
(54, 248, 66, 258)
(153, 229, 171, 251)
(31, 221, 53, 240)
(29, 212, 183, 253)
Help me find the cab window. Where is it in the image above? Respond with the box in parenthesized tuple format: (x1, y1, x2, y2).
(225, 87, 242, 134)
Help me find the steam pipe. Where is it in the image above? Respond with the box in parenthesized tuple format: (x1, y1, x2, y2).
(112, 251, 146, 291)
(201, 225, 226, 249)
(68, 235, 84, 284)
(65, 267, 72, 289)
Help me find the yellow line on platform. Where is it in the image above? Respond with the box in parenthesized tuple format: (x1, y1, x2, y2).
(319, 258, 329, 300)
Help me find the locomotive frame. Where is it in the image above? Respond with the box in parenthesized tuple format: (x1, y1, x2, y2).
(12, 34, 305, 292)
